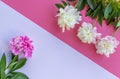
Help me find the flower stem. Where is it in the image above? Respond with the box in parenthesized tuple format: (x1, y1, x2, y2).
(93, 17, 98, 26)
(6, 55, 18, 73)
(74, 1, 78, 8)
(112, 27, 120, 37)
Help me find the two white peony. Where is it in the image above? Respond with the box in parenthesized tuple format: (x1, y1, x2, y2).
(77, 22, 119, 57)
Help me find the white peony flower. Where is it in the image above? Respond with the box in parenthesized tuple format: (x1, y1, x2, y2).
(77, 22, 101, 44)
(95, 36, 119, 57)
(57, 5, 82, 32)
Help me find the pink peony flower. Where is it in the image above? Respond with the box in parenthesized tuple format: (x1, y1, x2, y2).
(9, 36, 34, 58)
(95, 36, 119, 57)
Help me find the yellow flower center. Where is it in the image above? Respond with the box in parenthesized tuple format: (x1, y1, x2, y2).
(103, 43, 110, 49)
(64, 14, 74, 23)
(88, 32, 92, 38)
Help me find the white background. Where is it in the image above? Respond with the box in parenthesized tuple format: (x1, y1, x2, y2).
(0, 1, 119, 79)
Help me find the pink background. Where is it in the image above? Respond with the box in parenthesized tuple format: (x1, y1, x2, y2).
(2, 0, 120, 78)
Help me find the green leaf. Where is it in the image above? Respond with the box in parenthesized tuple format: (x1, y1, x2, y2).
(113, 20, 118, 27)
(87, 0, 97, 10)
(11, 72, 29, 79)
(0, 53, 6, 70)
(76, 0, 86, 11)
(0, 54, 7, 79)
(8, 62, 18, 72)
(98, 11, 104, 25)
(6, 75, 12, 79)
(104, 3, 112, 19)
(86, 8, 93, 16)
(107, 10, 116, 24)
(116, 20, 120, 27)
(62, 0, 67, 6)
(55, 4, 64, 9)
(118, 10, 120, 17)
(0, 68, 6, 79)
(92, 3, 102, 18)
(8, 55, 18, 73)
(12, 58, 27, 71)
(98, 17, 103, 25)
(11, 55, 18, 63)
(111, 0, 118, 11)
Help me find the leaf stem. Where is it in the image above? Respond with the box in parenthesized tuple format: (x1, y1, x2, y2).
(93, 16, 98, 26)
(7, 55, 17, 69)
(112, 27, 120, 37)
(75, 2, 78, 8)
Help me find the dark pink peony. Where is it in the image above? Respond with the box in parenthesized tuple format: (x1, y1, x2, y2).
(9, 36, 34, 58)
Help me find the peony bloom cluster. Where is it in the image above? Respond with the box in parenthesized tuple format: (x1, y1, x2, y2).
(57, 5, 82, 32)
(95, 36, 119, 57)
(56, 3, 119, 58)
(77, 22, 101, 44)
(9, 36, 34, 58)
